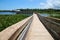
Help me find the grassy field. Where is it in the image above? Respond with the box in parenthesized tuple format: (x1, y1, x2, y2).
(0, 14, 29, 31)
(47, 13, 60, 19)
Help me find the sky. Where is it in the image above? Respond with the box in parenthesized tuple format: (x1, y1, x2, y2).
(0, 0, 60, 10)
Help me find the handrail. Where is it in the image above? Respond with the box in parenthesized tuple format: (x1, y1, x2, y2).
(45, 17, 60, 24)
(17, 17, 32, 40)
(46, 17, 60, 20)
(0, 16, 32, 40)
(44, 17, 60, 26)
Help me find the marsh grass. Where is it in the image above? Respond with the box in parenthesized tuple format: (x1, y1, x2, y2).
(0, 14, 28, 31)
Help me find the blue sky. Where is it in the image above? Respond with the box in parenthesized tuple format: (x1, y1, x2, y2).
(0, 0, 60, 10)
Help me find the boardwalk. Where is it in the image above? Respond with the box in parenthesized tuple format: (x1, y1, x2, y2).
(25, 13, 54, 40)
(0, 13, 55, 40)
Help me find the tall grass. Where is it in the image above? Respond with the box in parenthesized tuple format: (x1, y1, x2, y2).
(0, 14, 28, 31)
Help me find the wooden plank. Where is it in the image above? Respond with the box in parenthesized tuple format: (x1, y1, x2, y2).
(25, 13, 54, 40)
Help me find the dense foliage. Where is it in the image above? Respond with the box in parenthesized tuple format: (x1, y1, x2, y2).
(0, 14, 28, 31)
(17, 9, 60, 14)
(0, 9, 60, 14)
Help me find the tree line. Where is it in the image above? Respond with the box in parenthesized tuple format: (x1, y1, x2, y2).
(17, 9, 60, 14)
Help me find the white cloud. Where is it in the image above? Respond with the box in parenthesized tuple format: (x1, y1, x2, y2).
(40, 0, 60, 9)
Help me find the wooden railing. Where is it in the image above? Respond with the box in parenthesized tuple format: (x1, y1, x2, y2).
(37, 13, 60, 40)
(0, 16, 32, 40)
(45, 17, 60, 24)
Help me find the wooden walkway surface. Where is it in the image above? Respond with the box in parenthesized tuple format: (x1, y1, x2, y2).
(25, 13, 54, 40)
